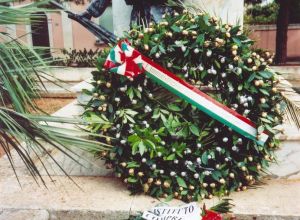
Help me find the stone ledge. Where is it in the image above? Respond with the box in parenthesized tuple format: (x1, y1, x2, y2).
(0, 174, 300, 220)
(0, 210, 49, 220)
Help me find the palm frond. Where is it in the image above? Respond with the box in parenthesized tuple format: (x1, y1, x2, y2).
(0, 0, 52, 25)
(0, 0, 112, 185)
(277, 77, 300, 129)
(0, 107, 112, 185)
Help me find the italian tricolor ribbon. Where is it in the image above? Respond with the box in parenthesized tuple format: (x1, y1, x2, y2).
(104, 40, 269, 145)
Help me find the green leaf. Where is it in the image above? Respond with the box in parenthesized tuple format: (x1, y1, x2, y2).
(128, 134, 140, 143)
(196, 34, 205, 45)
(158, 45, 166, 54)
(171, 25, 181, 33)
(232, 37, 242, 46)
(150, 45, 158, 56)
(176, 177, 187, 188)
(125, 109, 138, 116)
(201, 152, 208, 165)
(212, 171, 222, 181)
(128, 177, 138, 183)
(138, 141, 146, 155)
(247, 73, 256, 83)
(259, 89, 269, 96)
(127, 87, 134, 100)
(259, 71, 273, 79)
(164, 194, 174, 202)
(126, 162, 140, 168)
(189, 124, 200, 136)
(144, 139, 156, 150)
(168, 104, 181, 112)
(166, 153, 176, 160)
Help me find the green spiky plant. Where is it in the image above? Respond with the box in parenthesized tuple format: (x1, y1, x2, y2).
(0, 0, 111, 185)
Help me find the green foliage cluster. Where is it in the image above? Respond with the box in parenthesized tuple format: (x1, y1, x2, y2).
(244, 2, 279, 25)
(52, 48, 103, 67)
(245, 0, 300, 25)
(83, 9, 284, 202)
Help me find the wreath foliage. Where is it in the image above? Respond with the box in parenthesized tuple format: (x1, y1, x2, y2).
(83, 9, 284, 202)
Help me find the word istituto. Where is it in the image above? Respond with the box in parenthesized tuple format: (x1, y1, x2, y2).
(142, 202, 201, 220)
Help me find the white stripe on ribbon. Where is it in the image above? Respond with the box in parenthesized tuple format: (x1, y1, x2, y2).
(143, 62, 269, 144)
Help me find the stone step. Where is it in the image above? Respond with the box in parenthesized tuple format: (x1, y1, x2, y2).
(0, 171, 299, 220)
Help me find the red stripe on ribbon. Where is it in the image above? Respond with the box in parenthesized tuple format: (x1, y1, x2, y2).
(142, 56, 256, 128)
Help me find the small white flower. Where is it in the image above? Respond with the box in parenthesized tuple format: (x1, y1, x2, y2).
(207, 155, 212, 159)
(160, 170, 164, 174)
(194, 173, 199, 179)
(181, 172, 186, 177)
(206, 50, 212, 57)
(232, 145, 238, 151)
(214, 128, 219, 133)
(204, 171, 211, 176)
(197, 143, 202, 148)
(132, 99, 137, 105)
(196, 158, 201, 163)
(223, 137, 229, 143)
(170, 171, 176, 176)
(194, 48, 200, 54)
(198, 64, 204, 71)
(115, 97, 120, 102)
(116, 133, 121, 138)
(151, 164, 157, 169)
(157, 152, 162, 157)
(220, 57, 226, 63)
(228, 64, 234, 70)
(244, 109, 250, 115)
(167, 62, 172, 68)
(174, 159, 179, 164)
(142, 158, 147, 163)
(216, 147, 222, 152)
(120, 140, 126, 144)
(120, 87, 126, 92)
(236, 67, 242, 75)
(221, 72, 227, 78)
(181, 46, 187, 52)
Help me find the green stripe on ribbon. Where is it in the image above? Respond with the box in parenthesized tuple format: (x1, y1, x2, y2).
(145, 72, 263, 145)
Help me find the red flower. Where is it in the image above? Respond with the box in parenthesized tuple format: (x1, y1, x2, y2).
(202, 210, 222, 220)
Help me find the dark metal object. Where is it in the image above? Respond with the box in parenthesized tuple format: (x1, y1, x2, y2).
(49, 0, 117, 45)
